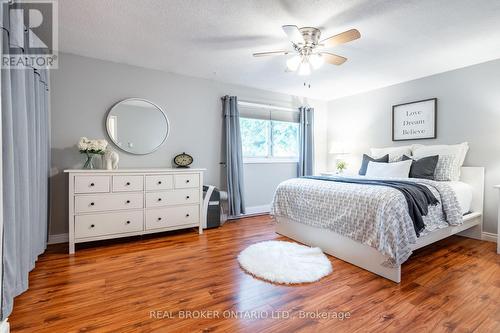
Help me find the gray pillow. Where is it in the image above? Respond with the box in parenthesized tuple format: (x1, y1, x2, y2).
(359, 154, 389, 175)
(402, 155, 439, 180)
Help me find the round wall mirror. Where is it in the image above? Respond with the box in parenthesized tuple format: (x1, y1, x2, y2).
(106, 98, 170, 155)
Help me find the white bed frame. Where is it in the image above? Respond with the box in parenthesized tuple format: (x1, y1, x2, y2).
(275, 167, 484, 283)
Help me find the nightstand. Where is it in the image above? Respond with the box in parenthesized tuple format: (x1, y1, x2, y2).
(495, 185, 500, 254)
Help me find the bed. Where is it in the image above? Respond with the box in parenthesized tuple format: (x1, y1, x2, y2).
(272, 167, 484, 283)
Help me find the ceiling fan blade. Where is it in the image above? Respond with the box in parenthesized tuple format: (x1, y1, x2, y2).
(320, 29, 360, 47)
(282, 25, 304, 45)
(320, 52, 347, 65)
(253, 50, 291, 57)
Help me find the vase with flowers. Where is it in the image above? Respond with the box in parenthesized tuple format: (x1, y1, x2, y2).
(78, 137, 108, 169)
(336, 160, 347, 174)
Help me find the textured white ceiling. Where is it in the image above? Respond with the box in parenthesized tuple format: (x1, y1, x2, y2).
(58, 0, 500, 101)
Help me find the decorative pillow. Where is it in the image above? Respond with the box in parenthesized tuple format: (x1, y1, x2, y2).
(358, 154, 389, 176)
(365, 160, 412, 178)
(433, 154, 461, 181)
(412, 142, 469, 181)
(370, 146, 412, 162)
(402, 155, 439, 180)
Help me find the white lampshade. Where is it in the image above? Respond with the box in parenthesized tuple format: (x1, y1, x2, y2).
(286, 55, 302, 71)
(309, 53, 324, 69)
(329, 141, 350, 155)
(298, 61, 311, 76)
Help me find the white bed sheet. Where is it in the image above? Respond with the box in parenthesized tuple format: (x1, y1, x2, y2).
(448, 181, 473, 215)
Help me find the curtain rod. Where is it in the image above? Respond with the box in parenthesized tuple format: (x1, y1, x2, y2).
(238, 100, 297, 112)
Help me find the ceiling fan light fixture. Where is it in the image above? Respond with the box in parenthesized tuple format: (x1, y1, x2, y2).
(254, 25, 360, 75)
(298, 60, 311, 76)
(286, 55, 302, 71)
(309, 53, 324, 69)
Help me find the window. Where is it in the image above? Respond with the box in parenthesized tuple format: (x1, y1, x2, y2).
(240, 118, 270, 158)
(271, 120, 299, 158)
(239, 103, 300, 162)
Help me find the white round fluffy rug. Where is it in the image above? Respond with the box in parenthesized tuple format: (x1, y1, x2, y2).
(237, 241, 332, 284)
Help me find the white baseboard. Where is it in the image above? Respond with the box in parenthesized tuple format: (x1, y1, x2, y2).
(0, 318, 9, 333)
(244, 204, 270, 215)
(227, 204, 271, 220)
(48, 233, 69, 244)
(482, 232, 497, 243)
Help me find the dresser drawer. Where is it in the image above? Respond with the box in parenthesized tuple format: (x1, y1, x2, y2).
(174, 173, 199, 189)
(145, 205, 199, 230)
(75, 193, 143, 213)
(113, 175, 144, 192)
(75, 176, 110, 194)
(75, 210, 143, 239)
(145, 175, 174, 191)
(145, 189, 199, 208)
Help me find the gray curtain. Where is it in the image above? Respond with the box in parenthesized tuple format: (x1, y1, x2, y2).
(298, 106, 314, 176)
(222, 96, 246, 216)
(1, 1, 50, 319)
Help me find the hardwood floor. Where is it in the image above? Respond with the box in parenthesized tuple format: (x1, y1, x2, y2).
(9, 215, 500, 333)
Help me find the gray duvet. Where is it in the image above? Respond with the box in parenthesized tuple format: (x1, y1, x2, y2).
(271, 176, 463, 265)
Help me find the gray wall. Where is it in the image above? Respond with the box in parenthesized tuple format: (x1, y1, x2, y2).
(243, 163, 298, 209)
(49, 53, 328, 235)
(327, 58, 500, 234)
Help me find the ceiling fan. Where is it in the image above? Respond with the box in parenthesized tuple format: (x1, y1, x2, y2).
(253, 25, 360, 75)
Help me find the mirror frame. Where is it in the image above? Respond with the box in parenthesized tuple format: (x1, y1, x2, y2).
(105, 98, 171, 155)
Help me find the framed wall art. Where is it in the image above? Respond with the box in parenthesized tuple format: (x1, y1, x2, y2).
(392, 98, 437, 141)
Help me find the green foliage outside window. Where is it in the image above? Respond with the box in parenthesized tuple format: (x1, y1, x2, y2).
(240, 117, 299, 159)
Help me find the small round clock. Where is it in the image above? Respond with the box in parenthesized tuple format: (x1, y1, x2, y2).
(173, 152, 193, 168)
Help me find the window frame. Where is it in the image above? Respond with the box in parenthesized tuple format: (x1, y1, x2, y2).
(240, 116, 300, 164)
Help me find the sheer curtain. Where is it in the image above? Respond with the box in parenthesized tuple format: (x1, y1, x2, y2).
(1, 1, 50, 319)
(222, 96, 246, 216)
(298, 106, 314, 176)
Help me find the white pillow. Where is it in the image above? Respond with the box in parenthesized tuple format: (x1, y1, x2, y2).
(412, 142, 469, 181)
(365, 160, 412, 178)
(370, 146, 412, 162)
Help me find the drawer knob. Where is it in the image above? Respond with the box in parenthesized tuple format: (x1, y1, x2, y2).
(126, 200, 131, 204)
(186, 196, 190, 199)
(158, 198, 162, 202)
(157, 217, 162, 221)
(126, 182, 131, 186)
(186, 214, 190, 217)
(90, 183, 95, 187)
(186, 180, 190, 183)
(90, 224, 95, 228)
(158, 181, 162, 185)
(90, 202, 95, 206)
(126, 221, 131, 224)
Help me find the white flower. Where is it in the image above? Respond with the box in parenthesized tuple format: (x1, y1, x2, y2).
(78, 137, 89, 151)
(78, 137, 108, 153)
(97, 139, 108, 151)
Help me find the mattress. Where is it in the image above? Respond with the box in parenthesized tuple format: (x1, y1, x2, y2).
(448, 181, 473, 215)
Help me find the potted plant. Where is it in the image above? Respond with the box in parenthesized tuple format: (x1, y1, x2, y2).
(336, 160, 347, 174)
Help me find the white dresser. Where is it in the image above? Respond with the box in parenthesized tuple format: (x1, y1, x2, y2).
(65, 168, 205, 254)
